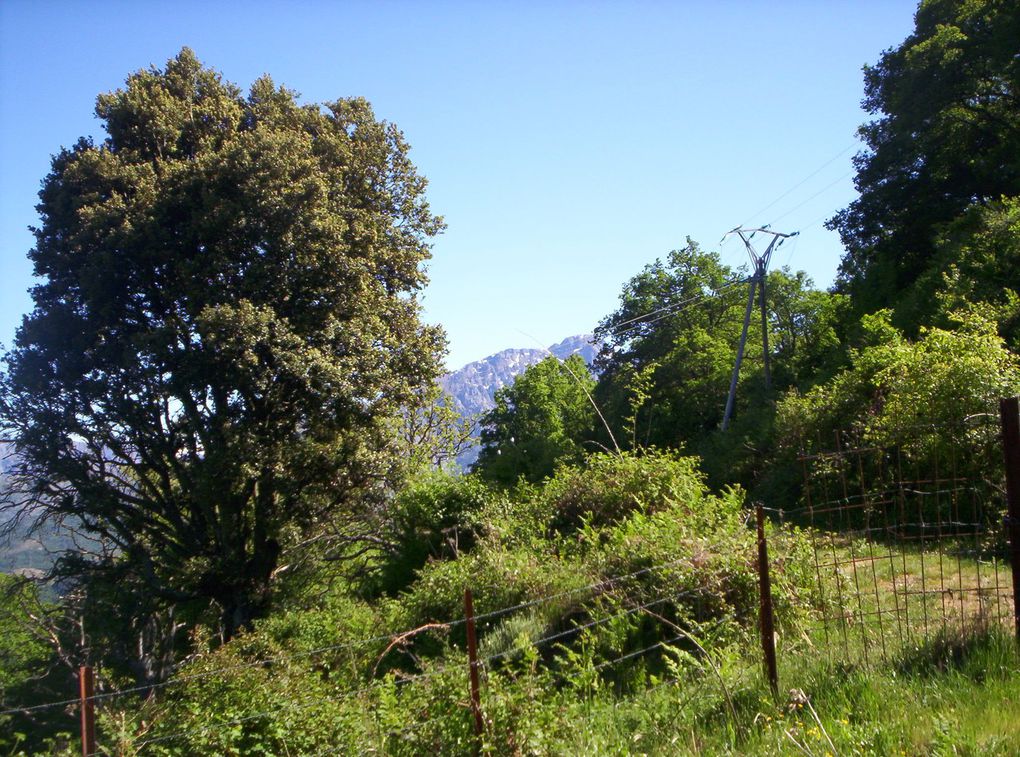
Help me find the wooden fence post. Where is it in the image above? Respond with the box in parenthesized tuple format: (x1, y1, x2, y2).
(463, 588, 484, 752)
(78, 665, 96, 757)
(998, 397, 1020, 642)
(755, 503, 779, 696)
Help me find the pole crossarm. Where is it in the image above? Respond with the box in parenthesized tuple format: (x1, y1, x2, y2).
(720, 225, 799, 274)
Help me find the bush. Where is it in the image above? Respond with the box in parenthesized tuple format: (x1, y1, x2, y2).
(398, 450, 815, 675)
(93, 451, 819, 754)
(543, 449, 721, 532)
(775, 310, 1020, 525)
(372, 471, 496, 595)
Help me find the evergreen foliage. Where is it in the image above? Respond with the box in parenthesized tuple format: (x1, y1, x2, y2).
(831, 0, 1020, 322)
(0, 49, 445, 666)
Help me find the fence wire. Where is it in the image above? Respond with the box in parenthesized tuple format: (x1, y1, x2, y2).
(18, 409, 1020, 753)
(795, 415, 1014, 665)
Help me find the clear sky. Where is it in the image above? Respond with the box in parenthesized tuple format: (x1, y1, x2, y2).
(0, 0, 918, 370)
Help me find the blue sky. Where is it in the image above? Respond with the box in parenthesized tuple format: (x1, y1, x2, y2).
(0, 1, 918, 370)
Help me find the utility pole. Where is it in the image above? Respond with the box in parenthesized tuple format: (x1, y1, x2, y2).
(720, 226, 798, 431)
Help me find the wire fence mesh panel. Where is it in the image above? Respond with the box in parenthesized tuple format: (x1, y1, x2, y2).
(796, 414, 1014, 665)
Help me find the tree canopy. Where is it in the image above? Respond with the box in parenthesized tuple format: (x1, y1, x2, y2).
(592, 242, 846, 453)
(592, 242, 749, 450)
(473, 354, 596, 485)
(831, 0, 1020, 319)
(0, 49, 445, 664)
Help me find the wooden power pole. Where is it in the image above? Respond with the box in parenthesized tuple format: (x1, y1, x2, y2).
(720, 226, 798, 431)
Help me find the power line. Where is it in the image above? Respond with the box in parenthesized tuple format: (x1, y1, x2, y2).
(769, 170, 854, 226)
(610, 277, 750, 338)
(738, 143, 857, 228)
(782, 232, 801, 269)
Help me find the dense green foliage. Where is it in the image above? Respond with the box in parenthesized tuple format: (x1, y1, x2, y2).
(0, 48, 444, 679)
(831, 0, 1020, 326)
(908, 197, 1020, 348)
(77, 451, 815, 754)
(593, 242, 745, 449)
(776, 310, 1020, 451)
(105, 626, 1020, 755)
(769, 310, 1020, 521)
(5, 3, 1020, 751)
(0, 576, 68, 753)
(590, 241, 848, 489)
(474, 354, 596, 485)
(369, 471, 492, 595)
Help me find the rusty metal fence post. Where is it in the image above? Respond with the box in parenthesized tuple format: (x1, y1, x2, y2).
(998, 397, 1020, 641)
(78, 665, 96, 757)
(755, 503, 779, 695)
(463, 588, 484, 751)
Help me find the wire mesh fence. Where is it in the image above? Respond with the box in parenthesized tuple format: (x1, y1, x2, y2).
(793, 411, 1015, 666)
(9, 404, 1020, 753)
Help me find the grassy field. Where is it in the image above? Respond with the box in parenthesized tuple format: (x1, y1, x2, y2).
(541, 625, 1020, 756)
(511, 537, 1020, 756)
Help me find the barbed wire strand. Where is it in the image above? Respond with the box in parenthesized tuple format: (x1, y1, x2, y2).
(0, 555, 700, 717)
(382, 591, 718, 691)
(127, 595, 730, 750)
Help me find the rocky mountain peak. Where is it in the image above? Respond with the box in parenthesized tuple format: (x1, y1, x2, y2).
(440, 334, 598, 419)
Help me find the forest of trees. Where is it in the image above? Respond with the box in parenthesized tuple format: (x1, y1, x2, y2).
(2, 1, 1019, 753)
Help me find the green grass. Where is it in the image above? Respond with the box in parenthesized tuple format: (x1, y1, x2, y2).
(512, 531, 1020, 756)
(545, 625, 1020, 756)
(795, 531, 1015, 667)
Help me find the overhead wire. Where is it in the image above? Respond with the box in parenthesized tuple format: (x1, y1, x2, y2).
(603, 153, 860, 346)
(604, 144, 861, 347)
(609, 277, 750, 340)
(616, 146, 859, 340)
(768, 170, 854, 226)
(782, 232, 801, 269)
(737, 143, 857, 229)
(720, 142, 858, 274)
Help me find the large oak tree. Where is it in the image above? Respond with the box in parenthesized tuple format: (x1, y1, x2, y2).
(0, 50, 445, 663)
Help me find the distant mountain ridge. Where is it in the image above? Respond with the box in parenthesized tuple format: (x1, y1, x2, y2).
(439, 335, 598, 469)
(440, 335, 598, 420)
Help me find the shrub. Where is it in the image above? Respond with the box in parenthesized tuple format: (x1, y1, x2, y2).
(543, 449, 721, 532)
(373, 471, 496, 595)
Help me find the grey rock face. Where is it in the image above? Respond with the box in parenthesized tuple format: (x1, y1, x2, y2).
(440, 334, 598, 419)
